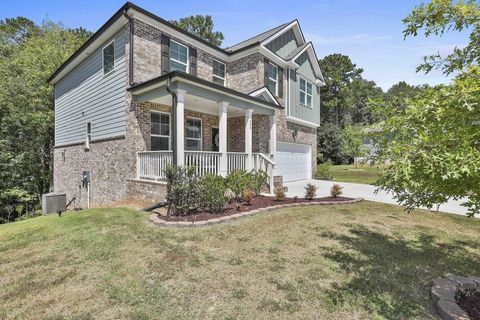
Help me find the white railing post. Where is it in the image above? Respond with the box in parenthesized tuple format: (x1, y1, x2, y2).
(218, 101, 228, 176)
(245, 108, 253, 170)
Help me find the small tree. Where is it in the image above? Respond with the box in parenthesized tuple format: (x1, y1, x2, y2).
(341, 125, 368, 168)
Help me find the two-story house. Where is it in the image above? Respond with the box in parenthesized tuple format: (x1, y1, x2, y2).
(49, 2, 325, 207)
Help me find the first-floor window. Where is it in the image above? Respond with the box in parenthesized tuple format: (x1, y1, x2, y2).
(186, 117, 202, 151)
(299, 77, 313, 108)
(85, 122, 92, 149)
(151, 112, 170, 150)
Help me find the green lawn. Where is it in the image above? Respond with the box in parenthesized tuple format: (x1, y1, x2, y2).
(327, 164, 384, 184)
(1, 203, 480, 319)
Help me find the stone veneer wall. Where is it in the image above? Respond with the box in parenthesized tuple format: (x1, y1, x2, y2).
(227, 53, 265, 93)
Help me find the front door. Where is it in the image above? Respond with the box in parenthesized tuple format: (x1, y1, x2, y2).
(212, 128, 219, 151)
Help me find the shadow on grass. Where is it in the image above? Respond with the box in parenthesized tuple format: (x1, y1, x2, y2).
(322, 224, 480, 319)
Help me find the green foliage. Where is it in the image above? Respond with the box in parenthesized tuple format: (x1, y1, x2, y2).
(341, 125, 369, 166)
(330, 184, 343, 198)
(198, 174, 227, 213)
(403, 0, 480, 74)
(249, 170, 268, 195)
(274, 188, 286, 201)
(317, 162, 333, 180)
(374, 67, 480, 217)
(165, 166, 201, 215)
(304, 183, 317, 200)
(171, 15, 224, 46)
(0, 18, 91, 223)
(317, 123, 348, 164)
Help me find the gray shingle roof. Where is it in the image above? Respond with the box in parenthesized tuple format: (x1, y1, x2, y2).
(225, 21, 291, 52)
(284, 42, 309, 61)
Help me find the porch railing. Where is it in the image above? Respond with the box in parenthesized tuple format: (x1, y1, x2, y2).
(137, 151, 173, 181)
(227, 152, 247, 173)
(137, 151, 276, 192)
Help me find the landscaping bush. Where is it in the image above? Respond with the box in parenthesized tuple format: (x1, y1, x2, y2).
(317, 162, 333, 180)
(274, 188, 286, 201)
(249, 170, 268, 195)
(225, 170, 248, 200)
(198, 174, 227, 213)
(164, 165, 200, 215)
(243, 189, 255, 205)
(330, 184, 343, 198)
(304, 183, 317, 200)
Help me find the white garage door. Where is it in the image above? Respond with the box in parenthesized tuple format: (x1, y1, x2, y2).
(275, 142, 311, 182)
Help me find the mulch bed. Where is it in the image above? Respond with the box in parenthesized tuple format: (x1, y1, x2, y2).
(158, 196, 355, 222)
(457, 291, 480, 320)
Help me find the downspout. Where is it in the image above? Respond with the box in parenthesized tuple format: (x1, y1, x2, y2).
(166, 77, 178, 164)
(123, 8, 134, 87)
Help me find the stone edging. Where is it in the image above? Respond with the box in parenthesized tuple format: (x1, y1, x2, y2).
(431, 274, 480, 320)
(148, 197, 364, 228)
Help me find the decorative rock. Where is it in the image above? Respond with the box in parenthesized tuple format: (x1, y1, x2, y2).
(436, 299, 470, 320)
(446, 274, 477, 290)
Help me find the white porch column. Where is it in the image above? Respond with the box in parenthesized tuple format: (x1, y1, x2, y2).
(218, 101, 228, 176)
(174, 89, 186, 166)
(269, 112, 277, 157)
(245, 108, 253, 170)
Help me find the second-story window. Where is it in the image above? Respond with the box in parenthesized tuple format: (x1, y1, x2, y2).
(299, 78, 313, 108)
(169, 40, 189, 73)
(102, 41, 115, 75)
(267, 63, 278, 96)
(212, 60, 225, 86)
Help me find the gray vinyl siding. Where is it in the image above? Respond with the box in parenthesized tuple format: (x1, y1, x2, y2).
(288, 52, 320, 125)
(54, 29, 127, 146)
(265, 29, 298, 59)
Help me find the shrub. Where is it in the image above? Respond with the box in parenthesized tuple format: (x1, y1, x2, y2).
(317, 162, 332, 180)
(164, 165, 200, 215)
(225, 170, 251, 200)
(243, 189, 255, 205)
(274, 188, 286, 201)
(199, 174, 227, 213)
(330, 184, 343, 198)
(304, 183, 317, 200)
(249, 170, 268, 195)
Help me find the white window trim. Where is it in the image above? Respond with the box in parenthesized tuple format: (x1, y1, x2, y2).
(170, 39, 189, 73)
(268, 63, 278, 96)
(212, 59, 226, 86)
(299, 77, 313, 108)
(186, 116, 202, 151)
(85, 122, 92, 149)
(151, 111, 171, 150)
(102, 40, 115, 76)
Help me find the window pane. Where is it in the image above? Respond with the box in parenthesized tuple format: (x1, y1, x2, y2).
(152, 113, 170, 135)
(103, 42, 114, 74)
(170, 60, 187, 72)
(187, 119, 201, 139)
(268, 63, 277, 79)
(300, 78, 306, 91)
(213, 60, 225, 78)
(186, 139, 201, 151)
(151, 136, 169, 151)
(307, 95, 312, 107)
(170, 41, 188, 63)
(300, 92, 306, 105)
(307, 82, 313, 95)
(213, 77, 225, 86)
(267, 79, 276, 95)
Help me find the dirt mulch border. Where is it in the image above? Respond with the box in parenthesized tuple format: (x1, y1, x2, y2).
(148, 197, 364, 228)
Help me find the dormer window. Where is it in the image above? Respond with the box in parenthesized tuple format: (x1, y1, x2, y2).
(102, 41, 115, 75)
(266, 63, 278, 96)
(169, 40, 189, 73)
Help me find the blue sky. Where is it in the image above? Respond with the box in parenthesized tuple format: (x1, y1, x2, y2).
(1, 0, 469, 90)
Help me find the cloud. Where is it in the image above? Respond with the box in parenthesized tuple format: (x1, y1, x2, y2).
(306, 33, 392, 45)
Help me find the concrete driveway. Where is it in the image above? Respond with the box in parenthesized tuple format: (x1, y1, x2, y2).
(284, 179, 470, 216)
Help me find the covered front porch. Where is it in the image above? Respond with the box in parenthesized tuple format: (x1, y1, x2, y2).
(128, 72, 281, 190)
